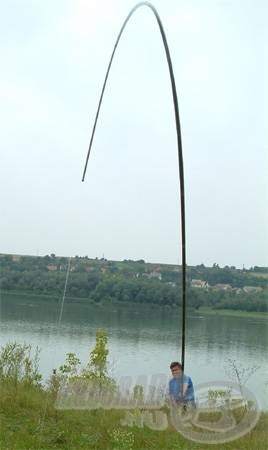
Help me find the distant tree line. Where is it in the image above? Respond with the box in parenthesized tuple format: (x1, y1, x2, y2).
(0, 254, 267, 312)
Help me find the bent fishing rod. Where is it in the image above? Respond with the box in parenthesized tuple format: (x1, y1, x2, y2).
(81, 2, 187, 375)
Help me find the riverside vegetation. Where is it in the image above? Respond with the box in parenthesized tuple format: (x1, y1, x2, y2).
(0, 331, 267, 450)
(0, 253, 267, 312)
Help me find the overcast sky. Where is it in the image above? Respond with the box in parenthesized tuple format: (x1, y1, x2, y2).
(0, 0, 267, 268)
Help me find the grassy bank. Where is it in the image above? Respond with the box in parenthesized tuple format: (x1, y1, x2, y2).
(1, 335, 267, 449)
(198, 306, 268, 319)
(0, 380, 267, 450)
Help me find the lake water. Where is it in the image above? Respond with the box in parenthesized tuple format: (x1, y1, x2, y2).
(1, 294, 267, 409)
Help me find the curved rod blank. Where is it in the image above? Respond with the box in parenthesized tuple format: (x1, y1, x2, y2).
(82, 2, 187, 372)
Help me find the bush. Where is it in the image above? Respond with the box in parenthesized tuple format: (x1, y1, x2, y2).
(0, 342, 42, 386)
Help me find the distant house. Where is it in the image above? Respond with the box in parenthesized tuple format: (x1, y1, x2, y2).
(243, 286, 263, 294)
(12, 255, 21, 262)
(142, 271, 162, 281)
(191, 279, 209, 288)
(213, 283, 232, 291)
(47, 265, 58, 271)
(148, 271, 162, 281)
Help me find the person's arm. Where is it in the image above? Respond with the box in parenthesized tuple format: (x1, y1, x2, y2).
(169, 394, 177, 405)
(181, 375, 190, 398)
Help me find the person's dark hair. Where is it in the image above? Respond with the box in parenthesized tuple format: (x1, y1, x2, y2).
(170, 361, 182, 370)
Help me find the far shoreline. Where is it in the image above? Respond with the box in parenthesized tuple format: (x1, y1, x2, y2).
(1, 290, 267, 320)
(198, 306, 268, 319)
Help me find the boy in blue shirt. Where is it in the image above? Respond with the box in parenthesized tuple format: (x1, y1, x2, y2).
(169, 361, 195, 407)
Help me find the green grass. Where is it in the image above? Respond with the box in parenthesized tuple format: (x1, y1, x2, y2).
(198, 306, 268, 319)
(0, 380, 267, 450)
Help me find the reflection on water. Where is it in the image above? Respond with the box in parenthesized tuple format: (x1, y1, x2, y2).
(0, 294, 267, 409)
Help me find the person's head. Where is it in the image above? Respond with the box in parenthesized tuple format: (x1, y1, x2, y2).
(170, 361, 182, 378)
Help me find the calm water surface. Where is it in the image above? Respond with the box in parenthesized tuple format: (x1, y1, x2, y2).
(1, 295, 267, 409)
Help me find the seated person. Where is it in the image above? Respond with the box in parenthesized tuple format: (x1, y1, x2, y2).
(168, 361, 195, 407)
